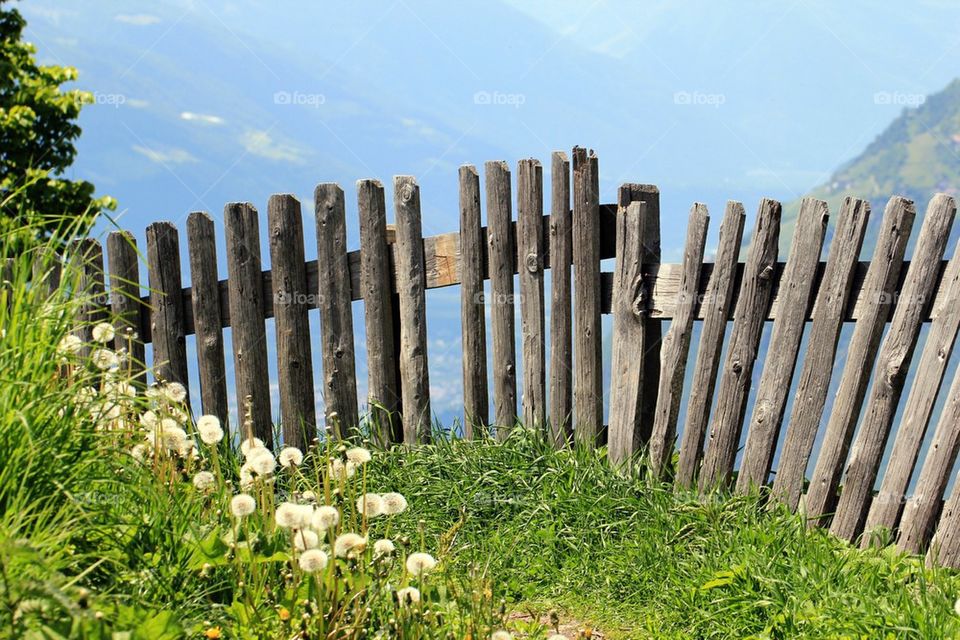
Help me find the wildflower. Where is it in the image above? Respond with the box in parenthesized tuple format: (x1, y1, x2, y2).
(311, 505, 340, 531)
(164, 382, 187, 403)
(92, 322, 115, 344)
(301, 490, 317, 502)
(230, 494, 257, 518)
(491, 632, 512, 640)
(145, 385, 163, 401)
(279, 447, 303, 468)
(293, 529, 320, 551)
(278, 607, 290, 621)
(298, 549, 329, 573)
(374, 539, 396, 555)
(193, 471, 215, 492)
(177, 439, 198, 460)
(357, 493, 385, 518)
(396, 586, 421, 605)
(276, 502, 313, 529)
(91, 348, 119, 370)
(240, 437, 265, 457)
(334, 533, 367, 558)
(381, 492, 409, 515)
(247, 449, 276, 476)
(239, 468, 255, 490)
(406, 552, 437, 577)
(139, 410, 159, 429)
(204, 627, 222, 639)
(158, 420, 188, 451)
(57, 334, 83, 356)
(345, 446, 372, 465)
(196, 415, 224, 445)
(131, 443, 151, 461)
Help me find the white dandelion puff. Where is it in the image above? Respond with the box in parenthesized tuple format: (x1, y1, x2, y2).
(57, 334, 83, 356)
(396, 586, 420, 605)
(293, 529, 320, 551)
(131, 443, 151, 461)
(91, 348, 119, 370)
(311, 505, 340, 532)
(374, 539, 396, 555)
(92, 322, 115, 344)
(491, 632, 513, 640)
(275, 502, 312, 530)
(192, 471, 215, 492)
(240, 437, 265, 457)
(279, 447, 303, 469)
(327, 458, 356, 482)
(139, 410, 159, 429)
(298, 549, 328, 573)
(345, 447, 372, 465)
(230, 494, 256, 517)
(164, 382, 187, 403)
(356, 493, 384, 518)
(196, 415, 224, 445)
(955, 597, 960, 617)
(405, 552, 437, 577)
(548, 635, 568, 640)
(381, 492, 408, 515)
(334, 533, 367, 558)
(247, 449, 276, 476)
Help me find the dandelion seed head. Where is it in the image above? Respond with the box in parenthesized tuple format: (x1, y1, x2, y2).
(381, 492, 408, 515)
(311, 505, 340, 531)
(327, 458, 356, 481)
(164, 382, 187, 403)
(139, 410, 159, 429)
(230, 493, 256, 517)
(298, 549, 328, 573)
(193, 471, 215, 491)
(396, 586, 420, 605)
(131, 443, 151, 461)
(91, 348, 119, 370)
(491, 632, 513, 640)
(275, 502, 313, 529)
(248, 449, 276, 476)
(293, 529, 320, 551)
(374, 539, 396, 555)
(405, 552, 437, 577)
(92, 322, 115, 344)
(57, 334, 83, 356)
(547, 635, 568, 640)
(334, 532, 367, 558)
(356, 493, 384, 518)
(240, 437, 265, 457)
(279, 447, 303, 469)
(196, 415, 224, 445)
(345, 447, 371, 465)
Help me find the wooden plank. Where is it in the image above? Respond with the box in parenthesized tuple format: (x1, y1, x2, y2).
(358, 179, 401, 446)
(268, 194, 317, 448)
(186, 212, 229, 431)
(32, 248, 61, 298)
(224, 202, 273, 447)
(518, 159, 546, 431)
(67, 238, 105, 359)
(315, 184, 360, 440)
(459, 166, 488, 438)
(771, 197, 870, 510)
(649, 204, 709, 477)
(393, 176, 432, 443)
(145, 222, 189, 397)
(675, 202, 746, 488)
(804, 196, 916, 524)
(607, 201, 647, 468)
(549, 151, 573, 446)
(699, 198, 781, 490)
(736, 198, 828, 491)
(866, 221, 960, 542)
(831, 194, 956, 543)
(899, 363, 960, 554)
(486, 160, 517, 438)
(572, 147, 603, 446)
(927, 474, 960, 568)
(106, 231, 146, 385)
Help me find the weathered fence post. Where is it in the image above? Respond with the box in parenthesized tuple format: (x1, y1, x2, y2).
(737, 198, 828, 491)
(393, 176, 432, 443)
(549, 151, 573, 446)
(518, 159, 546, 431)
(146, 222, 189, 399)
(459, 166, 488, 438)
(315, 184, 360, 440)
(67, 238, 106, 360)
(699, 198, 781, 490)
(225, 202, 273, 446)
(359, 179, 401, 446)
(676, 201, 745, 489)
(269, 194, 317, 448)
(649, 203, 708, 477)
(187, 212, 230, 430)
(106, 231, 146, 386)
(804, 196, 915, 525)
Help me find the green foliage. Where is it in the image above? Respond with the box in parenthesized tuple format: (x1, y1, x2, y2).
(0, 0, 115, 248)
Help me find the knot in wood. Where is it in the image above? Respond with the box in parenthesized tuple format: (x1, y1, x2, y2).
(524, 252, 539, 273)
(506, 363, 515, 375)
(759, 265, 774, 281)
(630, 275, 648, 318)
(731, 360, 743, 375)
(400, 183, 415, 203)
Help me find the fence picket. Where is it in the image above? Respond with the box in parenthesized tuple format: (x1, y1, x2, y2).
(804, 196, 916, 524)
(928, 477, 960, 568)
(106, 231, 146, 385)
(359, 179, 401, 446)
(676, 202, 745, 488)
(771, 197, 870, 509)
(649, 203, 708, 477)
(145, 222, 189, 398)
(518, 159, 546, 431)
(67, 239, 106, 360)
(831, 194, 955, 543)
(393, 176, 432, 443)
(486, 161, 517, 439)
(549, 151, 573, 446)
(699, 199, 781, 490)
(269, 194, 317, 448)
(459, 166, 488, 438)
(225, 202, 273, 446)
(737, 198, 828, 491)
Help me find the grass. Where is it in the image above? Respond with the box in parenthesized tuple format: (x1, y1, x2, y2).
(1, 228, 960, 638)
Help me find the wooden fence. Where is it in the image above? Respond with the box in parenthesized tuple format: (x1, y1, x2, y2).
(58, 146, 960, 568)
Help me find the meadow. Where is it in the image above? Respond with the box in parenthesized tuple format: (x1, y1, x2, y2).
(3, 230, 960, 639)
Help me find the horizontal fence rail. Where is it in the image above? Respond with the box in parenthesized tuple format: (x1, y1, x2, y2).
(57, 146, 960, 569)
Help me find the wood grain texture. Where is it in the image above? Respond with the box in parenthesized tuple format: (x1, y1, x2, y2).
(186, 212, 229, 431)
(549, 152, 573, 446)
(518, 159, 546, 431)
(831, 194, 955, 543)
(393, 176, 432, 443)
(771, 197, 870, 510)
(927, 475, 960, 568)
(224, 202, 274, 447)
(67, 239, 106, 360)
(358, 179, 401, 446)
(699, 198, 781, 490)
(572, 147, 603, 445)
(804, 196, 916, 525)
(146, 222, 189, 400)
(676, 202, 745, 488)
(268, 194, 317, 448)
(458, 166, 488, 438)
(736, 198, 828, 492)
(649, 204, 708, 477)
(607, 201, 647, 468)
(315, 184, 360, 440)
(32, 248, 61, 298)
(865, 216, 960, 542)
(486, 161, 517, 438)
(106, 231, 146, 385)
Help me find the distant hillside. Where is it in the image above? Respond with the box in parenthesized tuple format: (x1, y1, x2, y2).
(778, 78, 960, 256)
